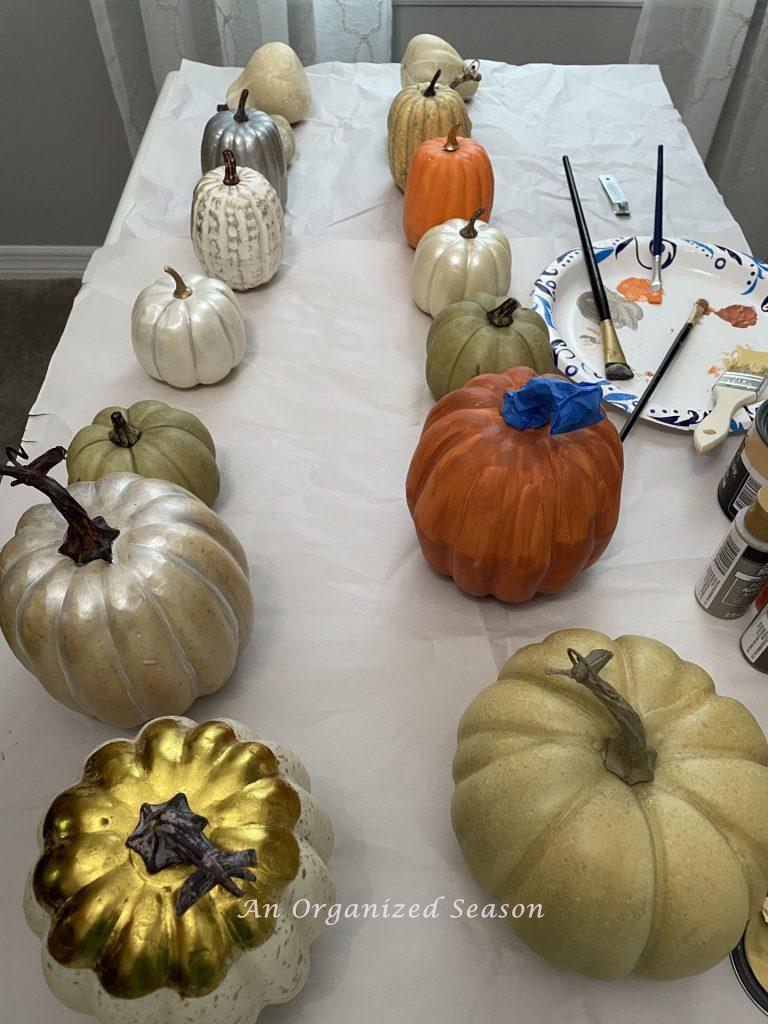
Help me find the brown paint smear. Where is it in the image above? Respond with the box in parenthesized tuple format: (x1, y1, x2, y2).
(702, 302, 758, 328)
(617, 277, 663, 304)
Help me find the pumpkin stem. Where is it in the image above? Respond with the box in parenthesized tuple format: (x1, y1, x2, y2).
(449, 60, 482, 90)
(216, 102, 229, 112)
(234, 88, 249, 123)
(546, 649, 657, 785)
(222, 149, 240, 186)
(487, 298, 519, 327)
(0, 445, 119, 565)
(126, 793, 258, 917)
(108, 412, 142, 448)
(423, 69, 442, 97)
(443, 124, 461, 152)
(164, 265, 192, 300)
(459, 209, 485, 239)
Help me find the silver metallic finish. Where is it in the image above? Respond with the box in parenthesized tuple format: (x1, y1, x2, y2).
(650, 251, 662, 293)
(201, 101, 287, 208)
(599, 174, 630, 217)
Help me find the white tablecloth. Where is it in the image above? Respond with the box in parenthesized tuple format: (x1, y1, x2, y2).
(1, 60, 762, 1024)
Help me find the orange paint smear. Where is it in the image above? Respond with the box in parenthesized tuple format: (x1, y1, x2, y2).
(617, 277, 663, 304)
(704, 303, 758, 328)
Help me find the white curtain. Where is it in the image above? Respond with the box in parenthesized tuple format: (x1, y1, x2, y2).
(631, 0, 768, 255)
(89, 0, 392, 154)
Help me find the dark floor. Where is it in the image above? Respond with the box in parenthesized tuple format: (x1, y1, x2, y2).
(0, 279, 80, 449)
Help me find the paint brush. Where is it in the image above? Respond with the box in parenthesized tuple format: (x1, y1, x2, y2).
(620, 298, 707, 441)
(693, 364, 768, 454)
(650, 145, 664, 301)
(563, 156, 633, 381)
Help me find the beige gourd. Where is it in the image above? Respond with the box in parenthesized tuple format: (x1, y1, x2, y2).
(400, 34, 481, 100)
(387, 70, 471, 192)
(452, 628, 768, 980)
(271, 114, 296, 165)
(67, 400, 220, 506)
(227, 42, 310, 124)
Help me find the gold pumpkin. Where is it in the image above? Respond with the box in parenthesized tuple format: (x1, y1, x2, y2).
(67, 400, 220, 507)
(387, 70, 471, 191)
(26, 716, 335, 1023)
(452, 629, 768, 980)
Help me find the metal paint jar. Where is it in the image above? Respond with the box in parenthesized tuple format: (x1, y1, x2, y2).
(718, 402, 768, 519)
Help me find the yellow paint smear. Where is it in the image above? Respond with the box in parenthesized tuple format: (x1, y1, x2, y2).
(722, 344, 768, 374)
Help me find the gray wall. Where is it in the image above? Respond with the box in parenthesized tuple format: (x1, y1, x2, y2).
(0, 0, 132, 246)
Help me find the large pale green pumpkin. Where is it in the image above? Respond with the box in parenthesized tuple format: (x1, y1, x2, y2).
(425, 293, 554, 400)
(67, 400, 219, 506)
(452, 628, 768, 981)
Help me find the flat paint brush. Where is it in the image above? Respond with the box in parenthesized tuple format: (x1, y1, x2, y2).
(620, 298, 707, 441)
(694, 362, 768, 454)
(563, 155, 633, 381)
(650, 144, 664, 302)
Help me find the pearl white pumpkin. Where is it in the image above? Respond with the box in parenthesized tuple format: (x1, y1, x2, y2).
(400, 33, 481, 100)
(412, 211, 511, 317)
(0, 455, 254, 727)
(227, 42, 311, 124)
(192, 151, 284, 291)
(25, 715, 335, 1024)
(271, 113, 296, 165)
(453, 629, 768, 980)
(131, 266, 246, 387)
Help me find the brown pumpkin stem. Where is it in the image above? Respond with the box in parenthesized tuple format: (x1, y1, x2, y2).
(443, 124, 461, 152)
(222, 149, 240, 186)
(460, 209, 485, 239)
(545, 648, 657, 786)
(216, 102, 229, 112)
(449, 60, 482, 90)
(0, 445, 119, 565)
(487, 298, 519, 327)
(108, 412, 141, 448)
(126, 793, 257, 917)
(234, 88, 249, 123)
(423, 69, 442, 97)
(164, 265, 192, 300)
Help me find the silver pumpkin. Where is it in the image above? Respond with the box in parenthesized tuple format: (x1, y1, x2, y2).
(201, 88, 287, 207)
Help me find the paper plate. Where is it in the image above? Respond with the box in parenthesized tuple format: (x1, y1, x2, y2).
(531, 237, 768, 431)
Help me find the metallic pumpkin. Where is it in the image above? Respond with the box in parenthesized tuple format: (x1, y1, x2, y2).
(201, 90, 287, 208)
(25, 716, 335, 1023)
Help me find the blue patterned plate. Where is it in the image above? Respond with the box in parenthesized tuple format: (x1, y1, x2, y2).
(531, 237, 768, 431)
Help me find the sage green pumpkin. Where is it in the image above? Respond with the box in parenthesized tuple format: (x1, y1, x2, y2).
(426, 293, 554, 400)
(67, 401, 219, 506)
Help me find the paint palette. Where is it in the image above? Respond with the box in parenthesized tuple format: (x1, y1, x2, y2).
(532, 237, 768, 431)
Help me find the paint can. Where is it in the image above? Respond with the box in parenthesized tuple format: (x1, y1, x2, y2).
(719, 402, 768, 520)
(697, 486, 768, 619)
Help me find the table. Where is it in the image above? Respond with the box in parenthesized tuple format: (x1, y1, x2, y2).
(1, 60, 762, 1024)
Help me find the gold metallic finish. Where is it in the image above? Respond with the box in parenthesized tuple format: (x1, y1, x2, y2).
(600, 318, 631, 374)
(33, 719, 301, 1000)
(688, 298, 708, 325)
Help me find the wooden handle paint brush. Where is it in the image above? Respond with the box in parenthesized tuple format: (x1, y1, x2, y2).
(563, 156, 633, 381)
(620, 298, 707, 441)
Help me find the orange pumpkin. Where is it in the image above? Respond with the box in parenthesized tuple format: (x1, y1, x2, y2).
(403, 124, 494, 248)
(405, 367, 623, 602)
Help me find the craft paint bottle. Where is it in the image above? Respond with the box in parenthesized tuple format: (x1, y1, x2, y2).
(695, 486, 768, 619)
(718, 402, 768, 519)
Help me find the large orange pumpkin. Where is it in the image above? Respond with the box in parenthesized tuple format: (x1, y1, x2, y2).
(403, 125, 494, 248)
(405, 367, 623, 602)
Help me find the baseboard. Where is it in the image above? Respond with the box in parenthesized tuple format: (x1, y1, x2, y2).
(0, 246, 96, 279)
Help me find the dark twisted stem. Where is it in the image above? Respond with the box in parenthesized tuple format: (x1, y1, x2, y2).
(450, 60, 482, 90)
(234, 88, 249, 123)
(423, 68, 442, 97)
(459, 209, 485, 239)
(486, 298, 519, 327)
(222, 149, 240, 186)
(108, 412, 141, 448)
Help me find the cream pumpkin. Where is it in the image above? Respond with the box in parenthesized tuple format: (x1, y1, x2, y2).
(25, 715, 335, 1024)
(387, 70, 471, 192)
(191, 151, 284, 291)
(0, 448, 253, 726)
(227, 42, 311, 124)
(400, 33, 481, 100)
(412, 211, 511, 317)
(452, 629, 768, 980)
(66, 400, 220, 506)
(271, 113, 296, 165)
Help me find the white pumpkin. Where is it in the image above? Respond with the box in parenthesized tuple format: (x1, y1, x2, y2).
(25, 715, 335, 1024)
(0, 450, 254, 727)
(412, 210, 512, 317)
(271, 113, 296, 165)
(400, 33, 481, 100)
(227, 41, 311, 124)
(131, 266, 246, 387)
(192, 151, 284, 291)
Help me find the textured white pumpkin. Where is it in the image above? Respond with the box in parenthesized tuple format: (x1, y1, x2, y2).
(191, 152, 284, 291)
(131, 266, 246, 387)
(271, 113, 296, 165)
(412, 211, 512, 317)
(0, 467, 254, 727)
(25, 716, 336, 1024)
(227, 42, 311, 124)
(400, 33, 481, 100)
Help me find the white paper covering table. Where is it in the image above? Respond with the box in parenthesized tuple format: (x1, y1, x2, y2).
(1, 60, 763, 1024)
